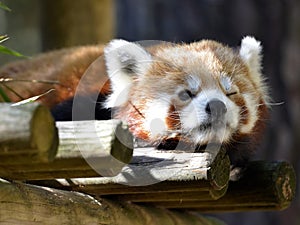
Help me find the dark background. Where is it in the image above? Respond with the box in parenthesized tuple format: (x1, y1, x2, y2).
(1, 0, 299, 224)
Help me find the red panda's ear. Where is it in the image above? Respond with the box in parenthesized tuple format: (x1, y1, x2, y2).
(104, 39, 152, 108)
(239, 36, 263, 89)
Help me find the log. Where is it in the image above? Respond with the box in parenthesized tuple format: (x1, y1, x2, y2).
(0, 180, 225, 225)
(0, 102, 58, 164)
(32, 161, 296, 213)
(151, 161, 296, 212)
(84, 145, 229, 189)
(30, 146, 230, 200)
(0, 120, 134, 179)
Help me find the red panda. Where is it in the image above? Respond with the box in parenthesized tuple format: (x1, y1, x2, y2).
(0, 37, 269, 167)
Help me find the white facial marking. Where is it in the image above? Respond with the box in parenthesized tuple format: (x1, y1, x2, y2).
(149, 118, 166, 137)
(187, 75, 201, 92)
(179, 89, 240, 144)
(144, 99, 170, 138)
(220, 75, 232, 92)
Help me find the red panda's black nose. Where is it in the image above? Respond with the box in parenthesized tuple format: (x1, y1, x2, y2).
(205, 99, 227, 118)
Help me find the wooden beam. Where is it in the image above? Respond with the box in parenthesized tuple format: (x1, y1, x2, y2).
(99, 146, 229, 188)
(0, 102, 58, 164)
(107, 189, 228, 202)
(0, 180, 225, 225)
(30, 147, 230, 200)
(0, 120, 134, 179)
(150, 161, 296, 212)
(33, 161, 296, 212)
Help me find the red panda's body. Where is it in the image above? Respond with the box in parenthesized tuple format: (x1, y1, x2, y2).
(0, 37, 269, 167)
(0, 46, 109, 107)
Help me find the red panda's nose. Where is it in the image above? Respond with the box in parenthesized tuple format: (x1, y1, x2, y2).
(205, 99, 227, 119)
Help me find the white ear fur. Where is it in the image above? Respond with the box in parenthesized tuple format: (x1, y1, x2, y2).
(239, 36, 263, 87)
(104, 39, 152, 108)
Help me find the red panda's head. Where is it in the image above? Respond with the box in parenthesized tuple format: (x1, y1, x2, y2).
(104, 37, 269, 148)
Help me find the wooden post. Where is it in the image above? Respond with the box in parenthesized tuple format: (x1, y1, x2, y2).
(0, 102, 58, 164)
(0, 120, 134, 179)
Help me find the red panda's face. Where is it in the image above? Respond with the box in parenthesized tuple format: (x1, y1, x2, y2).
(104, 38, 268, 148)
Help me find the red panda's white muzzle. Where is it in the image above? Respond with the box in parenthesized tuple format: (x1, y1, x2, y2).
(179, 89, 240, 145)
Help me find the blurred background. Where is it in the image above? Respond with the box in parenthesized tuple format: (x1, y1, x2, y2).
(0, 0, 299, 224)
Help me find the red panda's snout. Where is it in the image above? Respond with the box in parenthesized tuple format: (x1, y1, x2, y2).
(177, 88, 240, 146)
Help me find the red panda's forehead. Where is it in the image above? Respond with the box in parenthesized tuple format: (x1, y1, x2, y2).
(153, 42, 244, 74)
(147, 43, 247, 91)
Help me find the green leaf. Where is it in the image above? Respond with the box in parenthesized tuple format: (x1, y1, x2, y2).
(0, 45, 25, 57)
(0, 86, 11, 102)
(0, 2, 11, 12)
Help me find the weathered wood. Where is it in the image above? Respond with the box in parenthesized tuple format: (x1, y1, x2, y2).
(108, 189, 228, 202)
(88, 146, 229, 189)
(0, 102, 58, 164)
(0, 180, 225, 225)
(0, 120, 134, 179)
(150, 161, 296, 212)
(33, 161, 295, 213)
(30, 146, 230, 200)
(56, 120, 133, 162)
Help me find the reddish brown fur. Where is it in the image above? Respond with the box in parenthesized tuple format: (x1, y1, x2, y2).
(0, 45, 109, 106)
(227, 98, 268, 165)
(234, 96, 250, 126)
(166, 105, 181, 131)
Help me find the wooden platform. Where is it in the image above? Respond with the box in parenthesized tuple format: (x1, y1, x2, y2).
(0, 103, 296, 225)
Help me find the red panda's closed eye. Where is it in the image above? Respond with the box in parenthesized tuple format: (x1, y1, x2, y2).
(178, 89, 195, 101)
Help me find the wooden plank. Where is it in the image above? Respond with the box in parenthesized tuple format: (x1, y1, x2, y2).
(150, 161, 296, 212)
(0, 180, 226, 225)
(56, 120, 133, 166)
(0, 120, 134, 179)
(30, 146, 230, 200)
(82, 145, 230, 189)
(0, 102, 58, 164)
